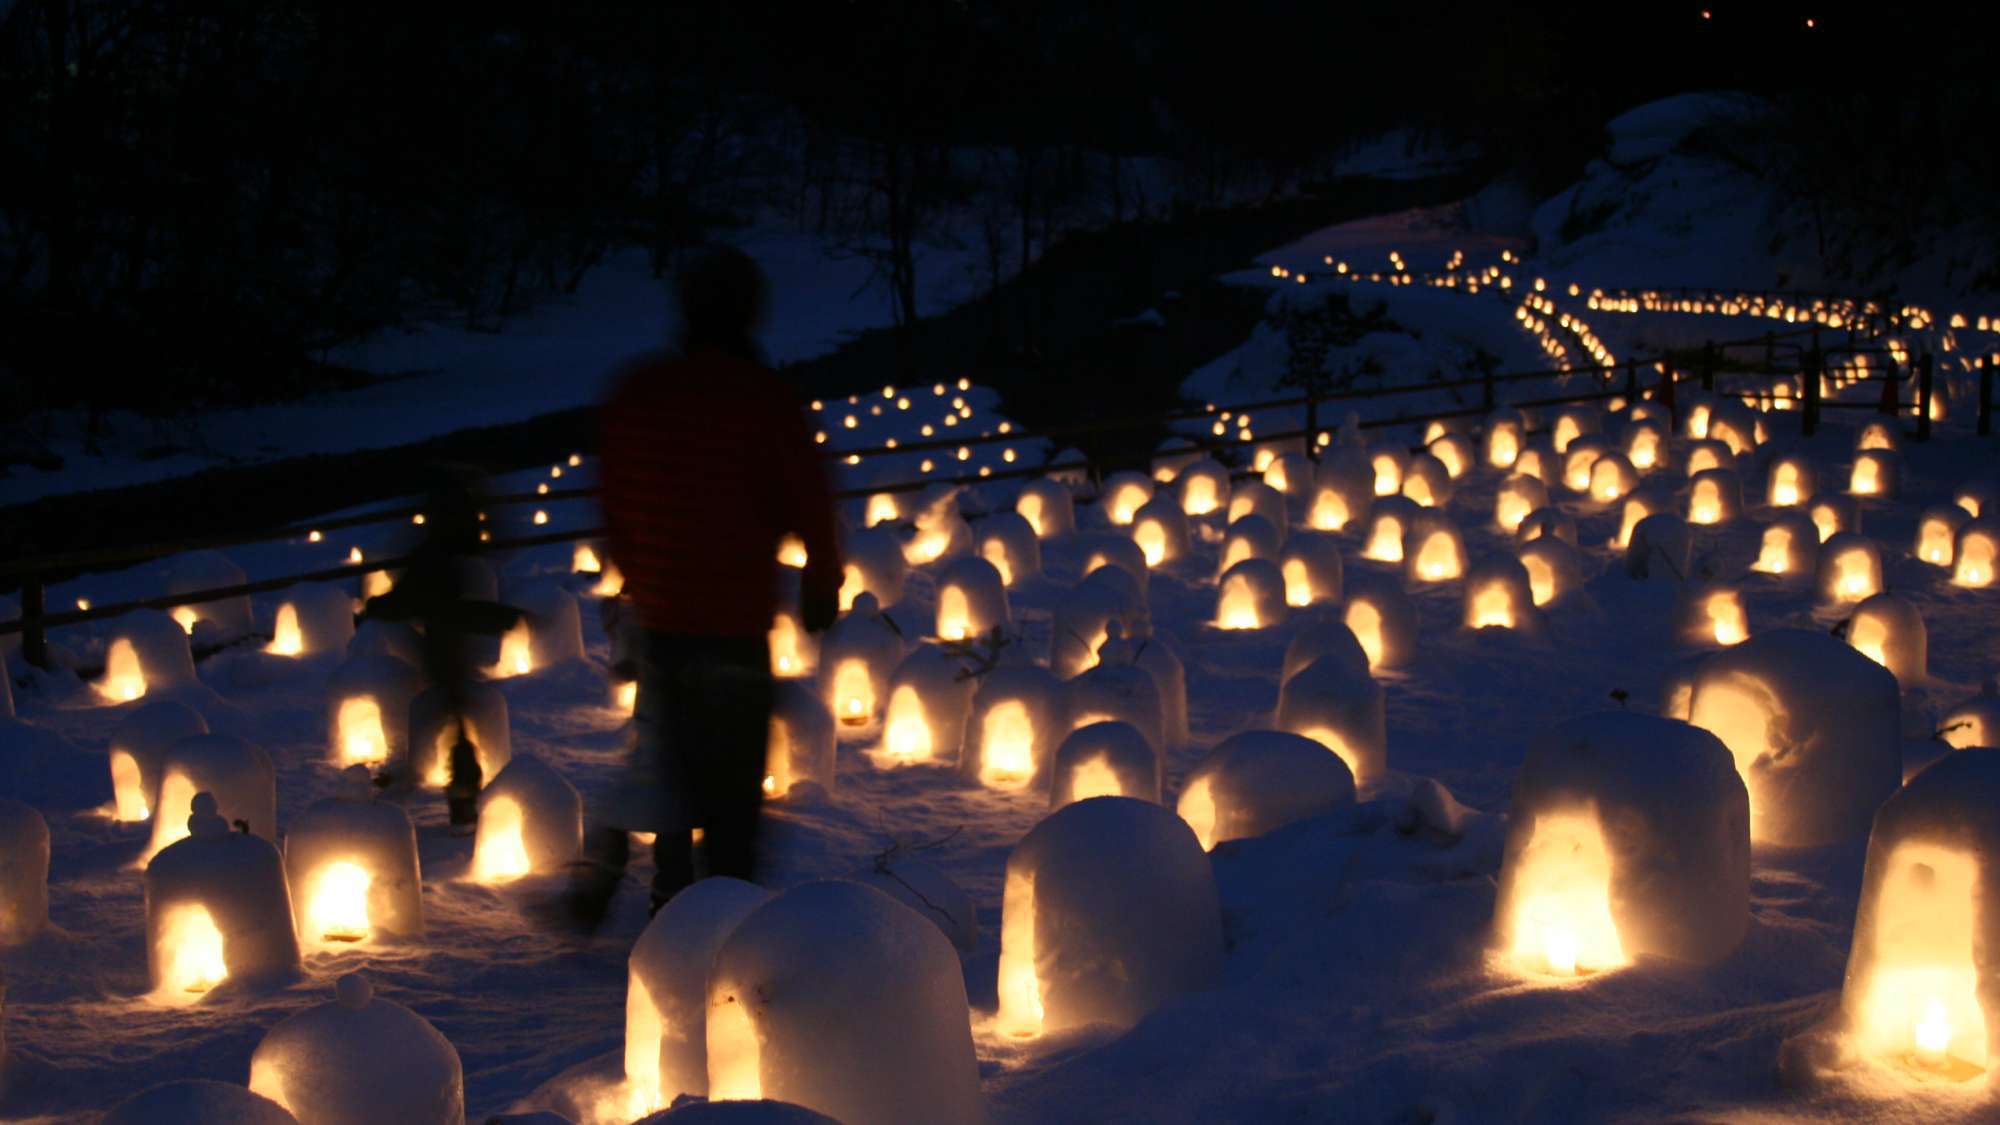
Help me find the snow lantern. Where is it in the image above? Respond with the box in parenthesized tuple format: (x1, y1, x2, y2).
(1941, 692, 2000, 750)
(1215, 558, 1287, 630)
(1915, 506, 1970, 567)
(851, 857, 979, 954)
(862, 480, 904, 528)
(1681, 438, 1733, 477)
(1099, 623, 1188, 751)
(284, 768, 423, 948)
(1308, 459, 1372, 533)
(1622, 418, 1668, 473)
(1015, 479, 1076, 539)
(1275, 657, 1387, 785)
(1463, 554, 1540, 633)
(1263, 451, 1316, 495)
(1706, 401, 1759, 455)
(1174, 459, 1232, 517)
(266, 583, 354, 658)
(962, 665, 1068, 791)
(626, 878, 772, 1115)
(1611, 494, 1661, 550)
(1687, 468, 1743, 526)
(996, 797, 1222, 1037)
(1342, 575, 1418, 670)
(408, 680, 510, 789)
(96, 610, 197, 704)
(1626, 513, 1691, 581)
(766, 606, 816, 679)
(108, 700, 208, 823)
(1550, 406, 1599, 454)
(1687, 628, 1901, 845)
(974, 512, 1041, 587)
(1516, 506, 1578, 546)
(1278, 532, 1342, 608)
(1217, 514, 1283, 577)
(1176, 731, 1357, 851)
(1083, 536, 1151, 600)
(165, 550, 254, 639)
(1369, 447, 1408, 497)
(1151, 437, 1204, 483)
(1856, 420, 1903, 453)
(472, 755, 582, 883)
(1391, 450, 1447, 510)
(1587, 452, 1640, 503)
(837, 527, 909, 611)
(1046, 448, 1091, 487)
(1752, 512, 1820, 577)
(1954, 478, 2000, 520)
(818, 593, 903, 726)
(1099, 471, 1154, 526)
(1831, 749, 2000, 1080)
(1486, 413, 1526, 468)
(1049, 722, 1161, 808)
(1766, 455, 1817, 507)
(324, 652, 423, 772)
(494, 582, 584, 676)
(933, 556, 1008, 643)
(146, 735, 277, 860)
(1672, 581, 1750, 647)
(145, 793, 299, 999)
(1130, 495, 1191, 567)
(1815, 532, 1884, 604)
(1428, 433, 1475, 479)
(1068, 659, 1165, 754)
(1492, 712, 1748, 978)
(1559, 436, 1609, 495)
(1512, 441, 1554, 486)
(346, 619, 424, 669)
(1403, 511, 1466, 583)
(1683, 397, 1715, 439)
(878, 645, 974, 766)
(248, 974, 463, 1124)
(1953, 520, 2000, 588)
(903, 494, 973, 566)
(1850, 450, 1901, 498)
(1359, 495, 1419, 562)
(1495, 474, 1549, 534)
(0, 799, 48, 946)
(1808, 495, 1858, 543)
(1844, 593, 1927, 686)
(1228, 481, 1289, 531)
(1281, 620, 1372, 686)
(101, 1081, 299, 1125)
(766, 681, 835, 797)
(1518, 537, 1583, 606)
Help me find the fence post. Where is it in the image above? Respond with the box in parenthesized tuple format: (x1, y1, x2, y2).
(1982, 355, 1995, 437)
(1659, 359, 1677, 426)
(21, 572, 47, 670)
(1878, 350, 1899, 416)
(1917, 351, 1934, 442)
(1623, 358, 1638, 405)
(1802, 347, 1821, 438)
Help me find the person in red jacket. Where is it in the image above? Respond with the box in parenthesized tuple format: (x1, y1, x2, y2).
(570, 244, 842, 928)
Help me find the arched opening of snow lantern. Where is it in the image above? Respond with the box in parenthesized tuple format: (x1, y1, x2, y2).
(995, 870, 1044, 1037)
(1684, 440, 1730, 476)
(267, 605, 304, 657)
(472, 797, 531, 883)
(1588, 453, 1638, 503)
(1916, 508, 1966, 566)
(1487, 420, 1522, 468)
(300, 861, 372, 944)
(99, 638, 147, 703)
(768, 612, 810, 677)
(1851, 451, 1897, 497)
(493, 619, 533, 677)
(777, 533, 808, 568)
(1501, 808, 1627, 978)
(1102, 475, 1152, 525)
(154, 902, 228, 996)
(831, 660, 874, 727)
(1495, 476, 1546, 534)
(1624, 423, 1664, 471)
(1559, 441, 1603, 493)
(1362, 510, 1405, 562)
(1817, 535, 1883, 603)
(1953, 523, 1998, 588)
(1688, 472, 1736, 525)
(705, 991, 763, 1100)
(335, 697, 389, 768)
(1214, 560, 1284, 630)
(1407, 526, 1465, 582)
(865, 492, 901, 528)
(1755, 524, 1797, 574)
(1371, 452, 1403, 497)
(1513, 445, 1552, 484)
(979, 701, 1037, 788)
(883, 685, 933, 761)
(1851, 842, 1988, 1078)
(1767, 457, 1814, 507)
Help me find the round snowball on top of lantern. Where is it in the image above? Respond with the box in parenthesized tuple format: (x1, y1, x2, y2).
(974, 512, 1040, 587)
(1278, 532, 1342, 608)
(766, 681, 835, 798)
(1050, 580, 1135, 680)
(1174, 458, 1232, 518)
(472, 755, 582, 884)
(145, 793, 299, 1000)
(1517, 505, 1577, 547)
(1844, 593, 1927, 687)
(408, 679, 510, 790)
(1176, 730, 1357, 851)
(1849, 449, 1901, 499)
(1820, 748, 2000, 1082)
(1672, 581, 1750, 648)
(1518, 536, 1583, 607)
(96, 610, 198, 704)
(932, 556, 1008, 643)
(494, 582, 585, 677)
(265, 583, 355, 659)
(837, 527, 909, 611)
(1276, 656, 1387, 786)
(1014, 479, 1076, 540)
(1342, 574, 1418, 671)
(0, 798, 49, 946)
(249, 974, 462, 1125)
(706, 881, 983, 1123)
(1752, 512, 1820, 578)
(1687, 467, 1744, 526)
(1492, 712, 1748, 979)
(997, 796, 1222, 1039)
(626, 877, 772, 1116)
(1098, 471, 1154, 526)
(1463, 554, 1541, 635)
(1129, 495, 1191, 567)
(1494, 474, 1549, 535)
(1403, 511, 1466, 583)
(817, 592, 904, 727)
(1214, 558, 1287, 631)
(165, 550, 254, 640)
(1049, 721, 1161, 808)
(147, 734, 278, 862)
(284, 767, 423, 949)
(1953, 519, 2000, 588)
(961, 664, 1068, 791)
(1687, 628, 1901, 846)
(1399, 451, 1453, 509)
(1765, 455, 1817, 508)
(876, 645, 975, 767)
(1915, 505, 1970, 567)
(1807, 495, 1859, 544)
(1815, 532, 1884, 604)
(325, 652, 424, 773)
(107, 700, 209, 823)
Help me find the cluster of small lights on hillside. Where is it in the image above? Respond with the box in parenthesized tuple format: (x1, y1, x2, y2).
(814, 378, 1027, 482)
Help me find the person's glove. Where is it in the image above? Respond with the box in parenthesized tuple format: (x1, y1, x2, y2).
(801, 588, 839, 634)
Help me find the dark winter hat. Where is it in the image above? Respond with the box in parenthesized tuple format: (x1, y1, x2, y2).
(675, 244, 769, 350)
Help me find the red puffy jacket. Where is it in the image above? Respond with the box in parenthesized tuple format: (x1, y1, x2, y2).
(600, 348, 842, 638)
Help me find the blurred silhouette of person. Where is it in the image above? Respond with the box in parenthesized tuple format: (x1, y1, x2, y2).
(359, 465, 522, 831)
(570, 244, 842, 927)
